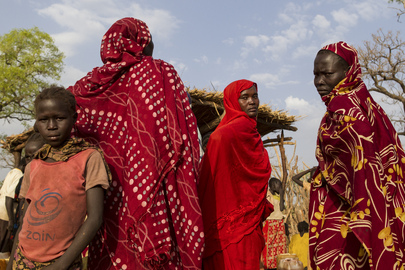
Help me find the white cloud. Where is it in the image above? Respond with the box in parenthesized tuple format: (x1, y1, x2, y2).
(167, 60, 188, 75)
(231, 59, 247, 71)
(285, 96, 325, 119)
(264, 21, 312, 60)
(285, 96, 311, 116)
(193, 55, 209, 64)
(312, 15, 330, 30)
(51, 32, 86, 57)
(131, 5, 180, 41)
(351, 0, 392, 21)
(249, 73, 300, 89)
(244, 35, 270, 48)
(38, 4, 108, 34)
(253, 58, 263, 64)
(292, 45, 319, 59)
(283, 96, 325, 166)
(332, 9, 358, 29)
(250, 73, 281, 88)
(241, 35, 270, 57)
(264, 35, 289, 58)
(37, 1, 180, 59)
(278, 13, 294, 24)
(59, 65, 87, 88)
(222, 38, 234, 46)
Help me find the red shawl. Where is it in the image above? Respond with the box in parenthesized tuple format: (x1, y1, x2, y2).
(67, 18, 203, 270)
(309, 41, 405, 269)
(198, 79, 272, 259)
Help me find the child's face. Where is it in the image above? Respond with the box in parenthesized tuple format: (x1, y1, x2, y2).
(35, 98, 76, 147)
(25, 141, 44, 163)
(270, 181, 281, 194)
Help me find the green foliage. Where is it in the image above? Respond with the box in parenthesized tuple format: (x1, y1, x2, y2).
(388, 0, 403, 3)
(0, 27, 64, 122)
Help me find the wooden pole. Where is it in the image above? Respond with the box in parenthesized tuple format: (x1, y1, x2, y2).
(278, 130, 288, 197)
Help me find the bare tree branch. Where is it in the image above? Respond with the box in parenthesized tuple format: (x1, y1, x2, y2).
(357, 29, 405, 135)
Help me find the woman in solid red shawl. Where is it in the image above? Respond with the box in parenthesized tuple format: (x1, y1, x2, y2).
(198, 79, 273, 269)
(310, 41, 405, 269)
(67, 18, 203, 270)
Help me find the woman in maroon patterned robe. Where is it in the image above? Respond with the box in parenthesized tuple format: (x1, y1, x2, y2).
(309, 41, 405, 270)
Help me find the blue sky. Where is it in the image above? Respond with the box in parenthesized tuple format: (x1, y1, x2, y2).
(0, 0, 403, 180)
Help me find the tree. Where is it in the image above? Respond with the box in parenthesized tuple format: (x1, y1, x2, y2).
(0, 27, 64, 122)
(388, 0, 405, 21)
(357, 29, 405, 135)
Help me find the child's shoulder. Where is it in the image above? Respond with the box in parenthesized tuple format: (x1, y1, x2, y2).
(83, 149, 107, 167)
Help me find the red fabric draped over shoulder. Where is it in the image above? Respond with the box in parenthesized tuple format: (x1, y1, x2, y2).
(68, 17, 203, 270)
(198, 79, 272, 261)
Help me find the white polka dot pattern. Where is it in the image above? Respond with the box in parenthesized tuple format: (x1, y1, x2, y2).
(68, 17, 204, 270)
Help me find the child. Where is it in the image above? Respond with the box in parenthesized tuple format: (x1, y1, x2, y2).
(289, 221, 309, 270)
(10, 86, 110, 270)
(262, 177, 287, 270)
(0, 162, 24, 258)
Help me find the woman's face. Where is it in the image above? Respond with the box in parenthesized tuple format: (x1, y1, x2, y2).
(238, 85, 259, 118)
(313, 52, 348, 97)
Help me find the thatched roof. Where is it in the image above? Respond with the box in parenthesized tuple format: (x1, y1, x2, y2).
(1, 127, 34, 153)
(188, 87, 298, 138)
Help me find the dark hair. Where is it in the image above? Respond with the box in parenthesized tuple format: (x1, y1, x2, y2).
(317, 49, 349, 71)
(19, 157, 27, 169)
(298, 221, 309, 234)
(26, 132, 46, 145)
(268, 177, 282, 186)
(202, 131, 213, 151)
(34, 85, 77, 116)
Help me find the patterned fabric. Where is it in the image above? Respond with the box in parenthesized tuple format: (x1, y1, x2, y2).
(309, 41, 405, 269)
(12, 245, 82, 270)
(262, 219, 286, 269)
(68, 17, 203, 270)
(198, 79, 272, 263)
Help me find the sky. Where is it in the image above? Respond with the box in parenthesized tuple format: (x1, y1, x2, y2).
(0, 0, 403, 180)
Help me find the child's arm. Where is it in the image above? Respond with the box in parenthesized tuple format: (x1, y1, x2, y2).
(43, 186, 105, 270)
(291, 166, 317, 187)
(5, 196, 15, 231)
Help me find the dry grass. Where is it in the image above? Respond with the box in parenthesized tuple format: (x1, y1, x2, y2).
(1, 127, 34, 152)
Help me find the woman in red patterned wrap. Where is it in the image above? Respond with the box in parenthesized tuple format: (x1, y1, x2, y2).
(198, 79, 273, 269)
(67, 17, 203, 270)
(310, 41, 405, 269)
